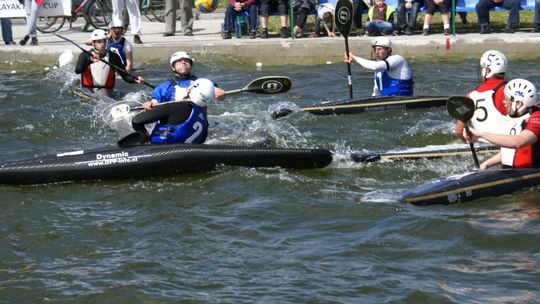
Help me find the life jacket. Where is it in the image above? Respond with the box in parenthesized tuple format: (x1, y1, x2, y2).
(368, 5, 395, 22)
(468, 81, 508, 134)
(81, 51, 115, 89)
(375, 69, 414, 96)
(106, 37, 126, 66)
(149, 104, 208, 144)
(501, 110, 540, 168)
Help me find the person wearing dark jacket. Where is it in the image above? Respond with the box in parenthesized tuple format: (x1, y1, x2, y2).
(75, 29, 144, 98)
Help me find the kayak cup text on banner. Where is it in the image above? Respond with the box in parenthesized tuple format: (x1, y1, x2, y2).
(0, 0, 71, 18)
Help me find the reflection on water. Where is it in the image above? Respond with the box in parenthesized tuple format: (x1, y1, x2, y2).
(1, 58, 540, 302)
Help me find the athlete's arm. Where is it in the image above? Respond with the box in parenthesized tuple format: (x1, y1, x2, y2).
(480, 152, 501, 170)
(74, 52, 92, 74)
(467, 128, 538, 149)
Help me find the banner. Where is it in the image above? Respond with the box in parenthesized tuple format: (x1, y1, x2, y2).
(0, 0, 71, 18)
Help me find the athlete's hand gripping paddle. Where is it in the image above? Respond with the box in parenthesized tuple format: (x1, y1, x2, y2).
(447, 96, 480, 168)
(335, 0, 354, 99)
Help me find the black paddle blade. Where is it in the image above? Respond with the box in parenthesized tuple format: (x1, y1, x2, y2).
(246, 76, 292, 94)
(447, 95, 475, 123)
(335, 0, 354, 37)
(271, 108, 294, 119)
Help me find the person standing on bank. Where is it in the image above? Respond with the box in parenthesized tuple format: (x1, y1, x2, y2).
(1, 18, 16, 45)
(110, 0, 144, 43)
(164, 0, 194, 36)
(131, 52, 226, 144)
(344, 37, 413, 96)
(465, 79, 539, 170)
(19, 0, 42, 45)
(75, 29, 144, 97)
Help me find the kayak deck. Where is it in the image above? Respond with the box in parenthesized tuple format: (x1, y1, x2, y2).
(0, 143, 333, 185)
(403, 168, 540, 205)
(303, 95, 447, 115)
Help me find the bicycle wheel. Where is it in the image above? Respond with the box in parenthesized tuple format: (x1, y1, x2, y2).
(85, 0, 112, 30)
(36, 16, 66, 33)
(148, 0, 165, 22)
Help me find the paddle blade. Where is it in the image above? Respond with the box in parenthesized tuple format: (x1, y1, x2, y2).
(244, 76, 292, 94)
(101, 100, 144, 123)
(335, 0, 354, 37)
(271, 108, 294, 119)
(447, 95, 475, 123)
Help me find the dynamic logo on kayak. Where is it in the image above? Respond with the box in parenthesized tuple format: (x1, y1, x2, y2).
(261, 80, 285, 93)
(87, 151, 139, 167)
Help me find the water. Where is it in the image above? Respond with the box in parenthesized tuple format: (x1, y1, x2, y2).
(1, 58, 540, 303)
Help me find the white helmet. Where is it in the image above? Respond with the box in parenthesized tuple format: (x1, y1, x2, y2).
(372, 37, 392, 49)
(480, 50, 507, 79)
(504, 79, 538, 113)
(90, 29, 108, 41)
(170, 51, 193, 66)
(108, 18, 124, 28)
(189, 78, 215, 107)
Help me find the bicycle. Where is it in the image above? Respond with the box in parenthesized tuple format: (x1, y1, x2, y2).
(36, 0, 111, 33)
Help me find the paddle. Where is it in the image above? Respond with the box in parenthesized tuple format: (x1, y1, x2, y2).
(447, 95, 480, 167)
(53, 33, 156, 90)
(103, 76, 292, 123)
(335, 0, 354, 99)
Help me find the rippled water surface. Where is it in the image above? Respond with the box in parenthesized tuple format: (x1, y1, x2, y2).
(1, 57, 540, 303)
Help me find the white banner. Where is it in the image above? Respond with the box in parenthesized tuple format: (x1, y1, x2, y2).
(0, 0, 25, 18)
(0, 0, 71, 18)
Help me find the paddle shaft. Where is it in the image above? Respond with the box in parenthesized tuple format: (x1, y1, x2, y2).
(464, 126, 480, 167)
(54, 33, 156, 89)
(344, 36, 353, 99)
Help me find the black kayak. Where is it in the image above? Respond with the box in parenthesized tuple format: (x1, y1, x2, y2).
(402, 168, 540, 206)
(271, 95, 447, 118)
(0, 143, 333, 185)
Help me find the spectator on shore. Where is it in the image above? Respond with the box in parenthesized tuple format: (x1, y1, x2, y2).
(397, 0, 423, 35)
(292, 0, 315, 38)
(110, 0, 144, 43)
(164, 0, 194, 36)
(532, 0, 540, 32)
(353, 0, 369, 35)
(1, 18, 16, 45)
(19, 0, 42, 46)
(422, 0, 451, 35)
(365, 0, 396, 36)
(222, 0, 259, 39)
(260, 0, 289, 38)
(310, 2, 336, 37)
(475, 0, 520, 34)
